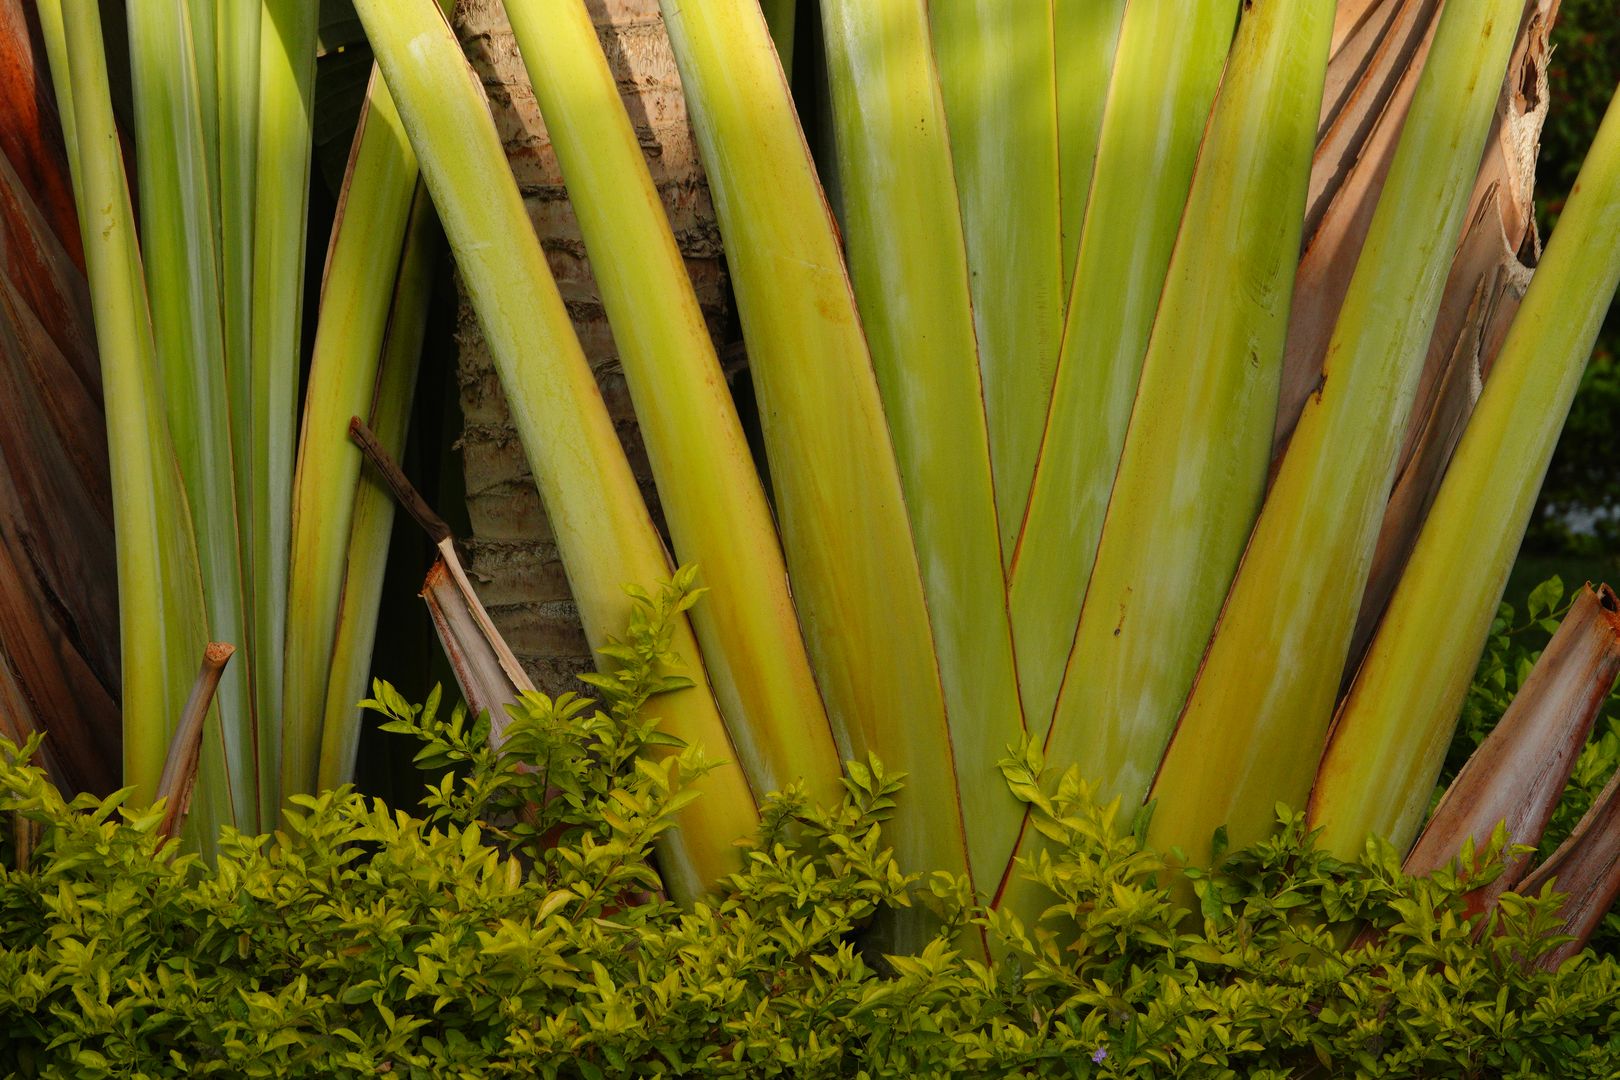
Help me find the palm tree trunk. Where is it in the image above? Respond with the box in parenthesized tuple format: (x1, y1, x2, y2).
(451, 0, 732, 693)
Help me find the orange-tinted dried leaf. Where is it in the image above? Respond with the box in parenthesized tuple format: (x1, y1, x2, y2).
(0, 148, 98, 393)
(350, 417, 535, 746)
(1518, 760, 1620, 969)
(0, 57, 117, 796)
(1405, 585, 1620, 914)
(0, 0, 80, 265)
(421, 553, 536, 749)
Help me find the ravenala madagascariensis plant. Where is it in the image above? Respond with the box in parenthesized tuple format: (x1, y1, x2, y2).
(25, 0, 1620, 955)
(346, 0, 1620, 947)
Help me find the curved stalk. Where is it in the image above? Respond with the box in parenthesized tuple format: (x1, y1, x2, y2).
(502, 0, 842, 808)
(1146, 0, 1529, 866)
(285, 62, 427, 799)
(315, 189, 439, 791)
(254, 0, 319, 813)
(352, 0, 758, 902)
(1310, 89, 1620, 858)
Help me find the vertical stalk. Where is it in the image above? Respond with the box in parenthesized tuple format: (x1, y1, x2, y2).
(1309, 89, 1620, 858)
(46, 0, 219, 825)
(185, 0, 220, 218)
(1146, 0, 1529, 866)
(217, 0, 261, 657)
(1054, 0, 1127, 296)
(1008, 0, 1238, 736)
(125, 0, 254, 830)
(255, 0, 318, 810)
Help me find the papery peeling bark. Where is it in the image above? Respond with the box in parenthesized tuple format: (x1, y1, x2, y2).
(1347, 0, 1556, 673)
(349, 418, 534, 748)
(1308, 78, 1620, 859)
(1404, 585, 1620, 916)
(1147, 0, 1526, 864)
(1518, 760, 1620, 969)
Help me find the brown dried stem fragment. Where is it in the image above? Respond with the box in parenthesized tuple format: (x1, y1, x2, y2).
(349, 417, 535, 747)
(156, 643, 236, 843)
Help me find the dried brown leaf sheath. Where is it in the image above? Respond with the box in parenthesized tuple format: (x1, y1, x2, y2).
(1405, 585, 1620, 915)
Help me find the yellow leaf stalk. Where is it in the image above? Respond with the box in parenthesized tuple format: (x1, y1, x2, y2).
(126, 0, 256, 830)
(315, 188, 439, 790)
(285, 49, 440, 799)
(1019, 0, 1334, 885)
(659, 0, 972, 936)
(818, 0, 1025, 880)
(1309, 86, 1620, 858)
(929, 0, 1065, 559)
(352, 0, 758, 902)
(1146, 0, 1529, 866)
(1054, 0, 1128, 296)
(254, 0, 319, 816)
(1009, 0, 1238, 736)
(45, 0, 223, 831)
(501, 0, 842, 808)
(217, 0, 261, 720)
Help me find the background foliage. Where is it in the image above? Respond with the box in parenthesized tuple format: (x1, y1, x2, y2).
(1525, 0, 1620, 562)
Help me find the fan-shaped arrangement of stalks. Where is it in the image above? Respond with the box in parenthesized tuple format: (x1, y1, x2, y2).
(13, 0, 1620, 955)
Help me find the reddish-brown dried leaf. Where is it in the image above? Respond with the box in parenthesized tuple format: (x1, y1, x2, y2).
(0, 149, 99, 394)
(1277, 0, 1554, 472)
(1279, 0, 1441, 450)
(0, 0, 81, 266)
(1519, 762, 1620, 969)
(0, 13, 118, 794)
(0, 274, 117, 679)
(1405, 585, 1620, 917)
(0, 496, 119, 795)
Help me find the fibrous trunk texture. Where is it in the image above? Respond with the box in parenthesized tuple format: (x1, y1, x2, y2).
(451, 0, 730, 694)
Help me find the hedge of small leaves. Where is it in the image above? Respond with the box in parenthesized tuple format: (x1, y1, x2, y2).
(3, 580, 1620, 1078)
